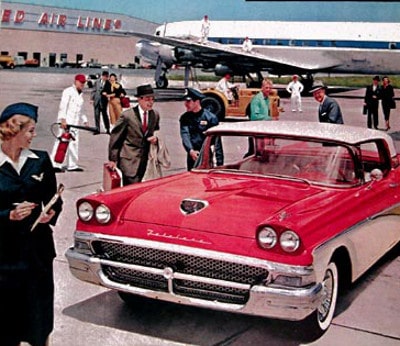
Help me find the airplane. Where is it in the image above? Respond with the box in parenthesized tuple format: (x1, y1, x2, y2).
(129, 20, 400, 90)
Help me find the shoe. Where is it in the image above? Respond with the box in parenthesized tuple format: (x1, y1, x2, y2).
(67, 167, 84, 172)
(54, 167, 65, 173)
(106, 129, 111, 135)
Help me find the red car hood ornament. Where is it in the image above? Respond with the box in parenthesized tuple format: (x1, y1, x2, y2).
(180, 198, 209, 215)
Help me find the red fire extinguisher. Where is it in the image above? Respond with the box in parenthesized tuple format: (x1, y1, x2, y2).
(54, 129, 75, 163)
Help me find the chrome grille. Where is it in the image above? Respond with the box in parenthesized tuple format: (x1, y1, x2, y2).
(93, 241, 268, 304)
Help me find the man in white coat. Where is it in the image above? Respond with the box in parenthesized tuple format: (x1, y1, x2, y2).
(51, 74, 88, 172)
(286, 75, 304, 112)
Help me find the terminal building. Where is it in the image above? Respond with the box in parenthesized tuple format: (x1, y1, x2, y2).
(0, 1, 158, 67)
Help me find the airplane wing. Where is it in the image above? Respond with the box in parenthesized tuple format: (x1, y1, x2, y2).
(122, 31, 342, 74)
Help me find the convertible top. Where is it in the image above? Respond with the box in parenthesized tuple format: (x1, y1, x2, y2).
(206, 121, 398, 157)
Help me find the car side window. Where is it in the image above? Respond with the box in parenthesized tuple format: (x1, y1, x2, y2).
(359, 141, 388, 181)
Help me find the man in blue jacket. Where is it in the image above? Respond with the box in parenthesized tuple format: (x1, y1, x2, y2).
(179, 88, 223, 170)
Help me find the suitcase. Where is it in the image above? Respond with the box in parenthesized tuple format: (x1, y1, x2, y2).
(102, 163, 122, 191)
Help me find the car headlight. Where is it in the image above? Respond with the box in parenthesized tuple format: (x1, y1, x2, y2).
(280, 230, 300, 252)
(78, 201, 94, 222)
(257, 226, 277, 249)
(95, 204, 111, 224)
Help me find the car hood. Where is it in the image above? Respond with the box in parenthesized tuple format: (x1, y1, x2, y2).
(122, 173, 326, 238)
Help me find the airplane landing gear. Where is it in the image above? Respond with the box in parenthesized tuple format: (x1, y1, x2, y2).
(155, 74, 169, 88)
(155, 55, 169, 89)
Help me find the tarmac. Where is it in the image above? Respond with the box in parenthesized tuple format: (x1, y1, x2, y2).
(0, 68, 399, 346)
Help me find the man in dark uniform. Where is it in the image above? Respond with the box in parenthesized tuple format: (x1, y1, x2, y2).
(179, 88, 223, 170)
(310, 80, 344, 124)
(363, 75, 381, 129)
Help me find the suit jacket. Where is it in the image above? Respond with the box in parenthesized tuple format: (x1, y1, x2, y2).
(108, 105, 160, 178)
(0, 150, 63, 272)
(364, 84, 381, 108)
(318, 96, 344, 124)
(91, 78, 108, 107)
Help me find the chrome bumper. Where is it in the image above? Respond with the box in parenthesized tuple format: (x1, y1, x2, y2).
(65, 234, 322, 321)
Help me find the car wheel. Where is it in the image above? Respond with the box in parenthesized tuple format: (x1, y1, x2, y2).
(304, 261, 339, 335)
(202, 95, 225, 121)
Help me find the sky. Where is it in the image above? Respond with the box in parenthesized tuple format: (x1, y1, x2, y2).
(4, 0, 400, 23)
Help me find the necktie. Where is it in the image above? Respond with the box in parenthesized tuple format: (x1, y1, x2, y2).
(142, 111, 148, 133)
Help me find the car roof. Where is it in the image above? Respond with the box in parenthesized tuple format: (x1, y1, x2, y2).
(206, 121, 397, 157)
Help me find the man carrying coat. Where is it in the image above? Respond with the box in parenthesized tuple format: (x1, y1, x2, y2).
(107, 84, 160, 185)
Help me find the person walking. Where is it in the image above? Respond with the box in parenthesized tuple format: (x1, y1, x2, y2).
(103, 73, 126, 126)
(286, 74, 304, 112)
(107, 84, 160, 185)
(363, 75, 381, 129)
(91, 71, 111, 134)
(179, 88, 223, 170)
(381, 76, 395, 131)
(309, 80, 344, 124)
(0, 102, 63, 346)
(51, 74, 88, 172)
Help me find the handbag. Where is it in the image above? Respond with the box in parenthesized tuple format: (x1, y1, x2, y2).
(362, 105, 368, 115)
(120, 96, 130, 108)
(390, 99, 396, 109)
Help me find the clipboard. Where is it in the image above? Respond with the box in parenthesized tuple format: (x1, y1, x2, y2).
(31, 184, 64, 232)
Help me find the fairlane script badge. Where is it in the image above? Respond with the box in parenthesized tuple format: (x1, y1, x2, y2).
(147, 229, 212, 245)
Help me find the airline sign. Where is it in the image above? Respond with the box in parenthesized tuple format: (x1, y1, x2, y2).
(1, 8, 122, 32)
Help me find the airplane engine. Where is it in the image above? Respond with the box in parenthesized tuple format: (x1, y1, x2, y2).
(214, 64, 233, 77)
(136, 40, 176, 67)
(174, 47, 197, 63)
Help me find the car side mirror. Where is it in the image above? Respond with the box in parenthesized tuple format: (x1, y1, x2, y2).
(370, 168, 383, 181)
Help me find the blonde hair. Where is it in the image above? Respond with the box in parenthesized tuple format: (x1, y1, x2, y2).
(0, 115, 34, 141)
(262, 78, 273, 86)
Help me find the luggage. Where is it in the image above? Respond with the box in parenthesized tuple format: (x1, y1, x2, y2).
(102, 163, 122, 191)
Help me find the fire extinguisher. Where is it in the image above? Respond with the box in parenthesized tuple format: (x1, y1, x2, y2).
(54, 128, 75, 163)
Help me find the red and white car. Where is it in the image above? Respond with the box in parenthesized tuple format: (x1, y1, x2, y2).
(66, 121, 400, 335)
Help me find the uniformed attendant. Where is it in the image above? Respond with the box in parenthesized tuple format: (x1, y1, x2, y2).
(0, 102, 63, 346)
(179, 88, 223, 170)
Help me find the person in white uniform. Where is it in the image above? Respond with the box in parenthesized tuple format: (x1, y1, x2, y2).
(51, 74, 88, 172)
(216, 73, 238, 104)
(286, 75, 304, 112)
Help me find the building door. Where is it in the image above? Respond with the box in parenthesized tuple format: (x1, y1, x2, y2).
(33, 52, 41, 66)
(76, 54, 83, 65)
(49, 53, 56, 67)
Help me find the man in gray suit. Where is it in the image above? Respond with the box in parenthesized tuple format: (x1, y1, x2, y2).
(90, 71, 110, 134)
(107, 84, 160, 185)
(310, 80, 344, 124)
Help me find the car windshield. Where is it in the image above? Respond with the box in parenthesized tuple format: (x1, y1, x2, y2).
(198, 134, 358, 187)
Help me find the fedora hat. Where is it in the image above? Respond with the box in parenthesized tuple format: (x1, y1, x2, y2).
(135, 84, 155, 97)
(309, 80, 326, 93)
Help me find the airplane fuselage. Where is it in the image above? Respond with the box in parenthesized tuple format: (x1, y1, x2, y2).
(153, 20, 400, 75)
